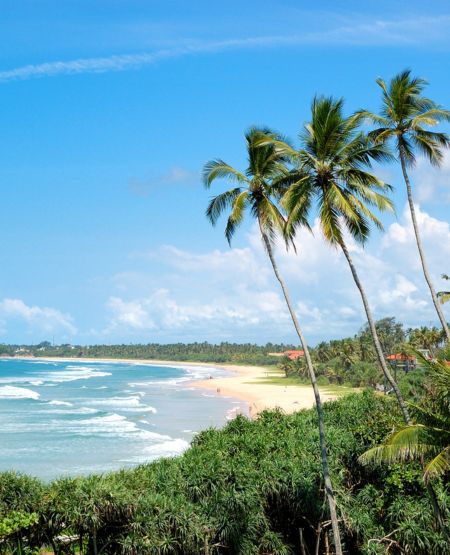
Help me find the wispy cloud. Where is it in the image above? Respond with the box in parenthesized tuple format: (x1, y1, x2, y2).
(1, 14, 449, 83)
(128, 166, 198, 197)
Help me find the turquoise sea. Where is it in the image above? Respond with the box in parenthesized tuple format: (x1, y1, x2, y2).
(0, 358, 247, 480)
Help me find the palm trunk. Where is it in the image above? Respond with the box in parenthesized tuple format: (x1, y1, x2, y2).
(260, 229, 343, 555)
(400, 153, 450, 341)
(338, 239, 411, 424)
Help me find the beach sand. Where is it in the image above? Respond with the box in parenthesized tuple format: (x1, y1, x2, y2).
(193, 364, 337, 417)
(11, 356, 337, 419)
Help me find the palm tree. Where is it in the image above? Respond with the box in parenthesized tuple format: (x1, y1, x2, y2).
(264, 96, 412, 425)
(438, 274, 450, 305)
(203, 127, 343, 554)
(360, 352, 450, 538)
(358, 70, 450, 341)
(360, 354, 450, 480)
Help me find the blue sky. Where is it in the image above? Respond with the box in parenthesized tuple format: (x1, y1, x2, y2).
(0, 1, 449, 345)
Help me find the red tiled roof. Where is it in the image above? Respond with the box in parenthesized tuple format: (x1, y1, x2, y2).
(386, 353, 415, 361)
(284, 350, 305, 360)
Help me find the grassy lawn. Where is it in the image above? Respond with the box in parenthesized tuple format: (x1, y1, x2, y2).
(246, 368, 357, 396)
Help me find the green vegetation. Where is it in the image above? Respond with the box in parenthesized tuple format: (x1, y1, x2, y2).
(361, 353, 450, 483)
(0, 342, 296, 366)
(1, 392, 449, 554)
(275, 317, 448, 390)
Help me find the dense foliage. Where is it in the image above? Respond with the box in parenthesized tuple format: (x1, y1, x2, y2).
(293, 318, 448, 389)
(0, 392, 448, 554)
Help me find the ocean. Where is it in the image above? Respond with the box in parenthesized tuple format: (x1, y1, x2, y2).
(0, 358, 247, 480)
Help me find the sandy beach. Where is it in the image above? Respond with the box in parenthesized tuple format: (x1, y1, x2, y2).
(10, 356, 337, 418)
(193, 364, 338, 417)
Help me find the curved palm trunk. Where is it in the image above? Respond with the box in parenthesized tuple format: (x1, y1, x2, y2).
(400, 153, 450, 341)
(338, 239, 411, 425)
(260, 230, 343, 555)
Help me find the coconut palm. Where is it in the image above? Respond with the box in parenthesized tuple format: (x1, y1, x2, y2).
(360, 352, 450, 538)
(262, 96, 411, 425)
(438, 274, 450, 305)
(358, 70, 450, 340)
(203, 127, 343, 554)
(360, 354, 450, 480)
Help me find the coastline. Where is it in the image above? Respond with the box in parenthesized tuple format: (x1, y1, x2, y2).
(9, 356, 337, 418)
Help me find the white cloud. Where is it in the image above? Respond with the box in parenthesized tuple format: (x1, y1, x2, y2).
(106, 297, 155, 330)
(104, 285, 286, 340)
(99, 203, 449, 343)
(0, 298, 77, 337)
(415, 152, 450, 205)
(103, 243, 291, 340)
(1, 15, 449, 82)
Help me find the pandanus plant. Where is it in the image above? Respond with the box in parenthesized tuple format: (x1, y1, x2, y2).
(203, 127, 343, 554)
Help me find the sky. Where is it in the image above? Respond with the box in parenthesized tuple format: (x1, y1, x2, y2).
(0, 0, 450, 345)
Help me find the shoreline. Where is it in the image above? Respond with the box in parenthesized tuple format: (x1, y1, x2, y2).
(8, 356, 337, 418)
(194, 367, 337, 417)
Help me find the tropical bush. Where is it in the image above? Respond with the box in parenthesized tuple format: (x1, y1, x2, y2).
(0, 391, 448, 554)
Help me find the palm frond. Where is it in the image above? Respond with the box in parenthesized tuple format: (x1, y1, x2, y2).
(255, 195, 288, 248)
(203, 160, 248, 188)
(437, 291, 450, 305)
(206, 188, 243, 226)
(359, 424, 439, 465)
(424, 446, 450, 481)
(318, 188, 343, 245)
(411, 130, 450, 167)
(224, 191, 249, 244)
(352, 110, 389, 128)
(282, 176, 313, 240)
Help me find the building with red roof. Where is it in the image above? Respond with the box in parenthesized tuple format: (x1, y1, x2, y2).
(284, 350, 305, 360)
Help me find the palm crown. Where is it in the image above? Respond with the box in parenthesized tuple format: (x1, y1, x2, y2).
(203, 127, 307, 246)
(272, 96, 394, 245)
(357, 69, 450, 166)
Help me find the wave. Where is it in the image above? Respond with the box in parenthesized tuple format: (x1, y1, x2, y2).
(0, 386, 40, 400)
(120, 437, 189, 464)
(42, 406, 98, 416)
(85, 396, 157, 414)
(47, 400, 73, 406)
(123, 406, 157, 413)
(35, 367, 112, 383)
(87, 396, 142, 408)
(144, 438, 189, 458)
(226, 407, 244, 420)
(128, 365, 229, 389)
(65, 413, 157, 439)
(0, 377, 44, 385)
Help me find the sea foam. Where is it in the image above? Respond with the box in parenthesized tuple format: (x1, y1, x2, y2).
(0, 386, 40, 400)
(35, 367, 112, 383)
